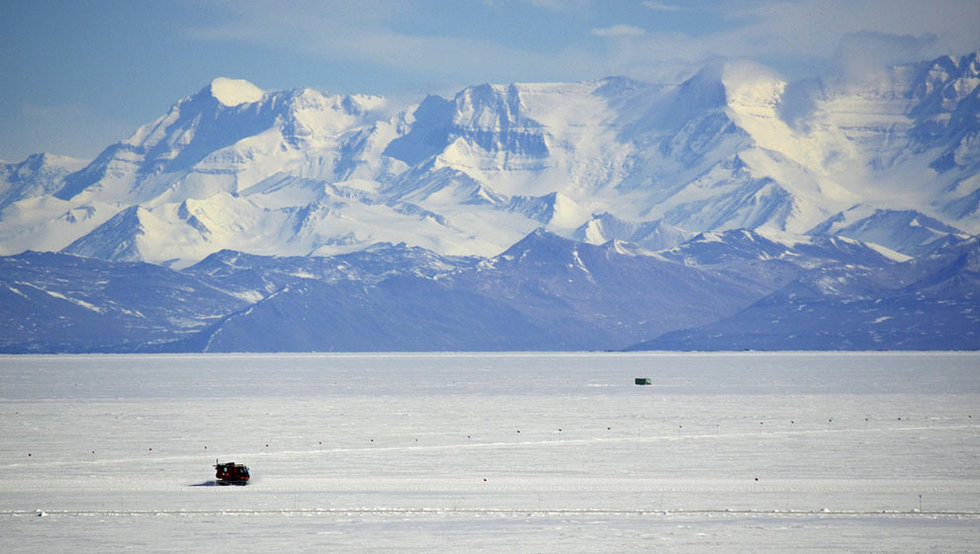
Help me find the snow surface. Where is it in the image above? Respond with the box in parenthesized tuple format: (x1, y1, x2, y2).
(209, 78, 264, 107)
(1, 352, 978, 552)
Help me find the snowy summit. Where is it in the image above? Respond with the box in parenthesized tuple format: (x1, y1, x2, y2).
(208, 77, 264, 107)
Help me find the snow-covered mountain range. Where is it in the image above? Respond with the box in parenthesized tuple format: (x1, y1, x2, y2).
(1, 53, 977, 352)
(3, 53, 979, 265)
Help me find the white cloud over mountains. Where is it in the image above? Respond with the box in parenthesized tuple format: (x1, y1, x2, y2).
(188, 0, 978, 85)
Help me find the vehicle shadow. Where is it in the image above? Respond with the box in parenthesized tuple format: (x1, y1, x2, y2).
(189, 480, 218, 487)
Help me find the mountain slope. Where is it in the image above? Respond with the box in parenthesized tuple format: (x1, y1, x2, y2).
(808, 206, 970, 256)
(1, 229, 975, 353)
(0, 251, 246, 352)
(183, 277, 555, 352)
(183, 231, 774, 351)
(0, 153, 86, 211)
(444, 230, 771, 350)
(631, 236, 979, 351)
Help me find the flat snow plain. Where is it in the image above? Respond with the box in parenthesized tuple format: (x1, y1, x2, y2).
(1, 352, 978, 552)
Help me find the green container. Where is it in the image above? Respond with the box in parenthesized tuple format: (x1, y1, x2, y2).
(635, 378, 651, 385)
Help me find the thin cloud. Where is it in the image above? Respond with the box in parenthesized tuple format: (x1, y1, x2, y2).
(526, 0, 593, 12)
(183, 0, 980, 90)
(591, 25, 646, 38)
(601, 0, 979, 82)
(182, 1, 607, 88)
(640, 1, 687, 12)
(722, 0, 979, 63)
(834, 31, 939, 80)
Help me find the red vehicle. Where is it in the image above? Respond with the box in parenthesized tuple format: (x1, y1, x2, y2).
(214, 461, 250, 485)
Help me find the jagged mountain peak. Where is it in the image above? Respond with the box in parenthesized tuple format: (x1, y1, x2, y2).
(575, 213, 693, 250)
(505, 192, 587, 228)
(50, 78, 396, 206)
(909, 50, 979, 108)
(0, 153, 87, 212)
(2, 152, 86, 182)
(809, 206, 969, 253)
(61, 205, 146, 262)
(125, 80, 272, 149)
(662, 228, 790, 263)
(7, 152, 85, 172)
(119, 79, 388, 157)
(495, 228, 572, 260)
(452, 82, 539, 128)
(660, 226, 912, 270)
(756, 227, 911, 264)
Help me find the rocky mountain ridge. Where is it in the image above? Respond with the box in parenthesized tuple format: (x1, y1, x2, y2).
(1, 229, 975, 352)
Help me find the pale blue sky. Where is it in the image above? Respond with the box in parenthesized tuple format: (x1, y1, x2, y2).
(2, 0, 977, 162)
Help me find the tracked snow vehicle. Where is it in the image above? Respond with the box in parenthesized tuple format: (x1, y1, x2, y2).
(214, 461, 250, 485)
